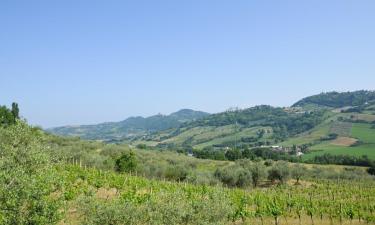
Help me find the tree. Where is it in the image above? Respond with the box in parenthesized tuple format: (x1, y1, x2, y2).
(268, 161, 290, 184)
(11, 102, 20, 120)
(225, 148, 242, 161)
(214, 165, 252, 187)
(0, 105, 15, 126)
(242, 148, 256, 159)
(367, 166, 375, 176)
(291, 164, 307, 184)
(0, 121, 62, 224)
(115, 151, 137, 173)
(249, 161, 267, 187)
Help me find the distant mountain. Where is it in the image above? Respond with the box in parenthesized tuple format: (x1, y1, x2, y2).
(292, 90, 375, 108)
(47, 109, 209, 140)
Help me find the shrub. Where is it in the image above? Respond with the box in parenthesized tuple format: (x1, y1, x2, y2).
(367, 166, 375, 176)
(165, 165, 189, 181)
(115, 150, 137, 173)
(0, 122, 63, 224)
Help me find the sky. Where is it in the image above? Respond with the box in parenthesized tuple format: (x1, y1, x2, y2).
(1, 0, 375, 128)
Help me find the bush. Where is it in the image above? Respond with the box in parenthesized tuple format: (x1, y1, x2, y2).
(0, 122, 63, 224)
(115, 151, 137, 173)
(367, 166, 375, 176)
(165, 165, 189, 181)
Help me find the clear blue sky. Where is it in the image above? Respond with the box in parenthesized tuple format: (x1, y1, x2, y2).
(1, 0, 375, 128)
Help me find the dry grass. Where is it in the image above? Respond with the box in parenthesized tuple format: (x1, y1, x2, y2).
(331, 137, 358, 146)
(240, 217, 371, 225)
(96, 187, 118, 200)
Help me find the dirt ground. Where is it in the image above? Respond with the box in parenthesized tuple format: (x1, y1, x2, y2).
(331, 136, 358, 146)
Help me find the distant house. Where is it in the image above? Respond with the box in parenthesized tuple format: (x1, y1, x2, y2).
(271, 146, 283, 151)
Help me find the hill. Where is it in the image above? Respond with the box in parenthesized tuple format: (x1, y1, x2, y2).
(131, 92, 375, 161)
(47, 90, 375, 161)
(2, 104, 375, 225)
(133, 105, 329, 151)
(292, 90, 375, 108)
(47, 109, 209, 141)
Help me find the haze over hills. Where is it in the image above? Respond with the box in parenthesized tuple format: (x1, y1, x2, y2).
(47, 109, 209, 140)
(48, 90, 375, 162)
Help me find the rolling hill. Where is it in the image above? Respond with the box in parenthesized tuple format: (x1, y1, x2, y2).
(133, 91, 375, 160)
(48, 90, 375, 160)
(47, 109, 209, 141)
(292, 90, 375, 108)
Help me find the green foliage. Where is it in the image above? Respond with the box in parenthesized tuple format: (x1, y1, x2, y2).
(214, 164, 252, 187)
(11, 102, 19, 119)
(0, 104, 17, 126)
(293, 90, 375, 108)
(249, 161, 267, 187)
(0, 122, 62, 224)
(225, 148, 242, 160)
(165, 164, 189, 181)
(78, 189, 232, 225)
(368, 166, 375, 176)
(115, 150, 137, 173)
(291, 164, 308, 184)
(60, 164, 375, 225)
(267, 161, 290, 184)
(187, 105, 326, 139)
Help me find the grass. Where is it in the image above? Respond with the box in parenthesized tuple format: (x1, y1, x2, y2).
(194, 126, 270, 149)
(303, 123, 375, 160)
(303, 143, 375, 160)
(159, 125, 271, 150)
(352, 113, 375, 122)
(280, 123, 330, 146)
(279, 116, 334, 146)
(351, 123, 375, 143)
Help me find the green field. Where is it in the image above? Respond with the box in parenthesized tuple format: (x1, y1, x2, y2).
(303, 123, 375, 160)
(279, 122, 330, 146)
(158, 125, 272, 149)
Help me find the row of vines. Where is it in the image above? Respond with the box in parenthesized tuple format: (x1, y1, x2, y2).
(59, 165, 375, 225)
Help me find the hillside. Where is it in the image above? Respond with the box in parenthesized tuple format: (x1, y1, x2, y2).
(2, 115, 375, 225)
(133, 105, 329, 150)
(292, 90, 375, 108)
(2, 103, 375, 225)
(131, 91, 375, 161)
(47, 90, 375, 161)
(47, 109, 209, 141)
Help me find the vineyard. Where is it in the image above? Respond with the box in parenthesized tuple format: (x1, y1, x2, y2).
(2, 109, 375, 225)
(60, 165, 375, 225)
(330, 122, 352, 137)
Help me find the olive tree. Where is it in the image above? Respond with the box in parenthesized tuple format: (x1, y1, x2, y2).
(249, 161, 267, 187)
(291, 163, 307, 184)
(267, 161, 290, 184)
